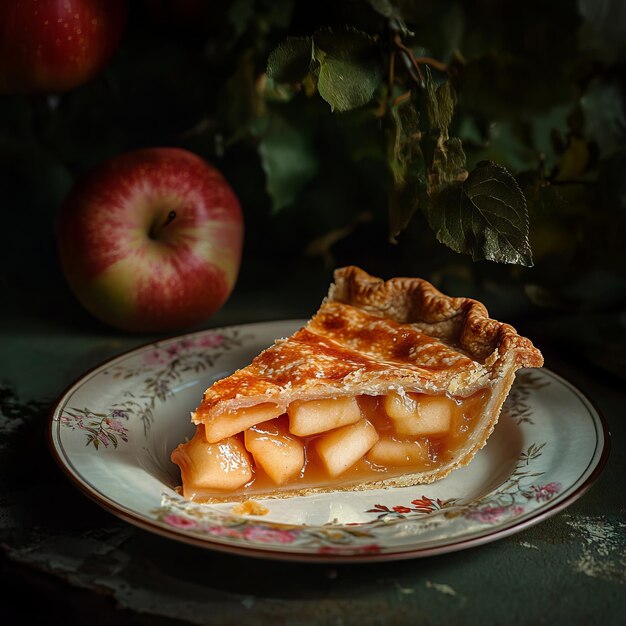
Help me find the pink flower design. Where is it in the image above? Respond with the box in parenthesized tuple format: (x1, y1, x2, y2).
(195, 333, 224, 348)
(242, 525, 299, 544)
(203, 526, 242, 539)
(531, 482, 561, 501)
(165, 344, 181, 357)
(367, 497, 446, 516)
(164, 514, 198, 530)
(144, 350, 167, 366)
(107, 419, 127, 434)
(59, 414, 84, 430)
(97, 432, 109, 447)
(465, 505, 525, 523)
(465, 506, 507, 523)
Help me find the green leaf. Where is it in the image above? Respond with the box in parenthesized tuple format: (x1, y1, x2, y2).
(257, 116, 319, 212)
(367, 0, 433, 24)
(261, 77, 298, 104)
(428, 136, 467, 193)
(312, 27, 382, 112)
(266, 37, 312, 84)
(387, 98, 426, 241)
(389, 176, 422, 243)
(580, 78, 626, 158)
(365, 0, 412, 35)
(427, 160, 533, 266)
(317, 59, 379, 111)
(425, 70, 456, 136)
(578, 0, 626, 62)
(422, 68, 467, 198)
(366, 0, 403, 20)
(389, 99, 422, 179)
(220, 50, 259, 140)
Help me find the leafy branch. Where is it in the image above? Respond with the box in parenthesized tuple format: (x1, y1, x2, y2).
(265, 12, 533, 266)
(267, 26, 382, 113)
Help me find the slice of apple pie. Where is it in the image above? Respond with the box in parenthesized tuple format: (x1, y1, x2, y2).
(171, 266, 543, 502)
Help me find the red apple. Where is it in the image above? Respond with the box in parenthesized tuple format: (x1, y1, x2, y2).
(56, 147, 244, 333)
(0, 0, 128, 95)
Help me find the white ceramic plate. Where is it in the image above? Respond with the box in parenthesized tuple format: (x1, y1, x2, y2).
(49, 320, 609, 562)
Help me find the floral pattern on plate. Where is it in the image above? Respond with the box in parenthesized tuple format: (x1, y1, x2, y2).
(149, 441, 562, 553)
(58, 328, 247, 447)
(49, 320, 608, 561)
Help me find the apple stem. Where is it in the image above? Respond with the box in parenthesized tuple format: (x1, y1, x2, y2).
(163, 210, 177, 228)
(150, 210, 177, 239)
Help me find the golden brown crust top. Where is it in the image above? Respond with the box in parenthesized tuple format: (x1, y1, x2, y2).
(194, 266, 543, 421)
(329, 266, 544, 369)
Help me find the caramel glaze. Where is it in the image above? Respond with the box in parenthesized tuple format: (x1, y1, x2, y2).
(172, 389, 490, 502)
(196, 302, 483, 419)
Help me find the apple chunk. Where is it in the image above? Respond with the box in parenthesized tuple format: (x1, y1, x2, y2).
(176, 430, 253, 491)
(384, 392, 454, 436)
(203, 403, 283, 443)
(313, 418, 379, 477)
(367, 438, 429, 467)
(288, 396, 362, 437)
(244, 418, 305, 485)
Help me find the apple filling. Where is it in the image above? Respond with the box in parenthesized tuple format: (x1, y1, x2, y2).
(171, 390, 490, 502)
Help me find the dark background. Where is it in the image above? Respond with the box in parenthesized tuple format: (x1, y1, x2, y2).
(1, 0, 625, 374)
(1, 2, 625, 624)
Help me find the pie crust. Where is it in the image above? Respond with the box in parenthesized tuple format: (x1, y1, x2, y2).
(172, 266, 543, 502)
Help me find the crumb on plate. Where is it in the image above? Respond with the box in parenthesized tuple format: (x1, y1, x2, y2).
(232, 500, 269, 516)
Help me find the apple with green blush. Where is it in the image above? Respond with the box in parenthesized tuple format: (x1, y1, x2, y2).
(56, 147, 244, 333)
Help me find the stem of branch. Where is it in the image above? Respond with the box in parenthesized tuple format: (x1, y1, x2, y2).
(392, 35, 450, 90)
(389, 50, 396, 89)
(412, 56, 449, 73)
(392, 90, 411, 107)
(394, 35, 424, 84)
